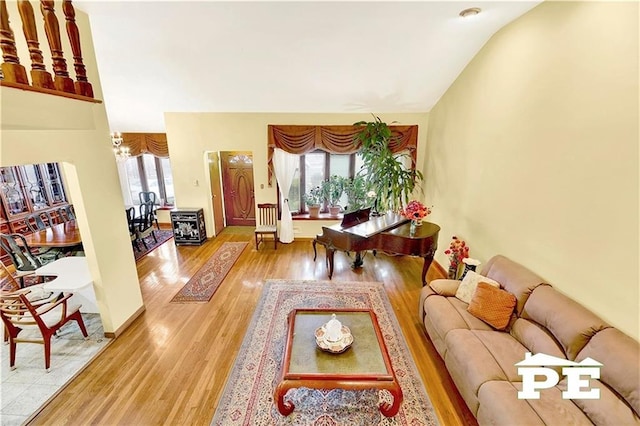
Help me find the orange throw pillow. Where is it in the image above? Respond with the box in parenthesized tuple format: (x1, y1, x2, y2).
(468, 282, 517, 330)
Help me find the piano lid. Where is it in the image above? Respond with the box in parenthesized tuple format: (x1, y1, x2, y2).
(343, 212, 408, 238)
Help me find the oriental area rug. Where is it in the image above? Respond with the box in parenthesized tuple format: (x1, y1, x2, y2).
(170, 242, 247, 303)
(133, 229, 174, 261)
(211, 280, 439, 425)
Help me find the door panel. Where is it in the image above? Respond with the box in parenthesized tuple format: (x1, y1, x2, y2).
(207, 152, 225, 235)
(220, 151, 255, 226)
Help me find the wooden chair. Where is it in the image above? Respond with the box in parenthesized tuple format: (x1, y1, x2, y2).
(134, 201, 157, 249)
(254, 203, 278, 250)
(0, 233, 45, 287)
(0, 263, 88, 371)
(25, 212, 49, 233)
(138, 191, 160, 229)
(126, 207, 140, 251)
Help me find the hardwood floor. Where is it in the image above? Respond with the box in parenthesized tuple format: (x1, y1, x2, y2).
(30, 227, 476, 426)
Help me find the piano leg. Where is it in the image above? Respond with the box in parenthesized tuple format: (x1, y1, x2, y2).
(312, 239, 318, 261)
(327, 248, 335, 279)
(352, 251, 364, 269)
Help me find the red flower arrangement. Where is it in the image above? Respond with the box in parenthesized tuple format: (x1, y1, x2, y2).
(401, 200, 431, 222)
(444, 236, 470, 279)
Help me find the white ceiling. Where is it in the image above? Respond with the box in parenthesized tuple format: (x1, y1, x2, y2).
(76, 1, 542, 132)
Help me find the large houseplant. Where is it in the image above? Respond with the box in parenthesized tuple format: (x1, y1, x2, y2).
(354, 115, 423, 213)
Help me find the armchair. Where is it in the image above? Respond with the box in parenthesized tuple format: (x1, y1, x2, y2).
(0, 263, 87, 371)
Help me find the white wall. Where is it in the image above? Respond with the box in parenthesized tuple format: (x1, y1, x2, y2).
(164, 112, 429, 238)
(0, 3, 144, 334)
(425, 1, 639, 339)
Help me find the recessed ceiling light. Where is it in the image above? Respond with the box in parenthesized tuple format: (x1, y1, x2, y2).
(459, 7, 481, 18)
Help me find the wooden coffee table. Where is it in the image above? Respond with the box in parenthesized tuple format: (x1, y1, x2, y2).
(274, 308, 403, 417)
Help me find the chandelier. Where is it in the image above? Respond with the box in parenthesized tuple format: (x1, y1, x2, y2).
(111, 132, 130, 161)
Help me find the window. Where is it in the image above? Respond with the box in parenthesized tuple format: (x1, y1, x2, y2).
(287, 150, 361, 214)
(123, 154, 175, 206)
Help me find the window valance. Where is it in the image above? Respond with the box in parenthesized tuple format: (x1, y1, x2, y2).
(121, 133, 169, 158)
(267, 124, 418, 186)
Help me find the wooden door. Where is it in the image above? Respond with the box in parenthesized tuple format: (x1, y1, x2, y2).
(220, 151, 255, 226)
(207, 152, 225, 235)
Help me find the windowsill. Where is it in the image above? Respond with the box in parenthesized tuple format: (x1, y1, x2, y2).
(292, 213, 343, 221)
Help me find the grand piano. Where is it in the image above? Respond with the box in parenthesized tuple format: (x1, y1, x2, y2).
(312, 208, 440, 286)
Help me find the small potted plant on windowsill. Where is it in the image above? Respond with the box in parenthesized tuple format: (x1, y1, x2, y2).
(321, 175, 345, 217)
(304, 186, 323, 218)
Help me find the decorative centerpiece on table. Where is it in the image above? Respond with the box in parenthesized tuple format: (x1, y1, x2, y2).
(401, 199, 431, 235)
(444, 236, 470, 279)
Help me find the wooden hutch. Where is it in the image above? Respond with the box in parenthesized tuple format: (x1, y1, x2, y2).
(0, 163, 72, 264)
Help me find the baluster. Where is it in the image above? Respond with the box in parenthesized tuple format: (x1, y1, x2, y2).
(40, 0, 74, 93)
(17, 0, 53, 89)
(62, 0, 92, 97)
(0, 1, 29, 83)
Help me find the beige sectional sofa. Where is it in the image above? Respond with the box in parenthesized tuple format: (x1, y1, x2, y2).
(419, 255, 640, 425)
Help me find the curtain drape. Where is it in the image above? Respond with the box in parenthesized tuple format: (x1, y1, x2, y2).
(116, 160, 133, 206)
(266, 124, 418, 185)
(121, 133, 169, 158)
(273, 148, 298, 243)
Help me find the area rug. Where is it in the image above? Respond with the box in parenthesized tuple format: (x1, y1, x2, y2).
(170, 242, 247, 303)
(211, 280, 439, 425)
(1, 313, 111, 425)
(134, 229, 174, 261)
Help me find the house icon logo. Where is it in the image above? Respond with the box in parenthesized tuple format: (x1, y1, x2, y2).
(516, 352, 603, 400)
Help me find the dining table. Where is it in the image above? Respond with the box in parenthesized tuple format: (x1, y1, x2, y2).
(23, 220, 82, 248)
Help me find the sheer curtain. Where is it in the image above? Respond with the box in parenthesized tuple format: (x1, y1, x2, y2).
(116, 160, 133, 206)
(273, 148, 298, 243)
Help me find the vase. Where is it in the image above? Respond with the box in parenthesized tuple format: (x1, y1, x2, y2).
(460, 258, 481, 280)
(308, 204, 321, 218)
(411, 219, 422, 227)
(447, 263, 459, 280)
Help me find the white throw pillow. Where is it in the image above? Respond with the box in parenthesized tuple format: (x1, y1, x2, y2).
(455, 271, 500, 304)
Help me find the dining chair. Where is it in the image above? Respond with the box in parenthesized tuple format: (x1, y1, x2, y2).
(126, 207, 140, 251)
(0, 263, 88, 371)
(139, 191, 160, 229)
(0, 233, 46, 287)
(134, 202, 157, 249)
(254, 203, 278, 250)
(25, 212, 49, 233)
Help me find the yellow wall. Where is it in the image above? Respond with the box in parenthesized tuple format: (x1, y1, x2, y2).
(164, 113, 430, 238)
(0, 3, 144, 334)
(425, 1, 639, 339)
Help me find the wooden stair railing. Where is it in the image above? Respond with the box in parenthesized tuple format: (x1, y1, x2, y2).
(0, 0, 99, 103)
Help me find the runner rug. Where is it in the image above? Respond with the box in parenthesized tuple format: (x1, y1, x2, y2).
(170, 242, 247, 303)
(211, 280, 439, 425)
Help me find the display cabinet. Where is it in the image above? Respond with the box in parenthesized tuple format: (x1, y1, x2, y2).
(170, 208, 206, 245)
(0, 163, 70, 237)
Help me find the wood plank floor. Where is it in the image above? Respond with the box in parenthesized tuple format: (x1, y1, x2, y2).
(30, 227, 476, 426)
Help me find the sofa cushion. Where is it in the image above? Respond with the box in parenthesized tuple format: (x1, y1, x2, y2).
(468, 282, 516, 330)
(575, 328, 640, 417)
(444, 329, 528, 414)
(477, 381, 593, 426)
(430, 279, 460, 297)
(521, 285, 610, 360)
(455, 271, 499, 303)
(481, 255, 547, 316)
(557, 377, 640, 426)
(510, 318, 566, 372)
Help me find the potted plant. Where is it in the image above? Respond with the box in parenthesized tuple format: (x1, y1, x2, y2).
(343, 175, 368, 212)
(354, 115, 423, 213)
(304, 185, 323, 218)
(321, 175, 345, 217)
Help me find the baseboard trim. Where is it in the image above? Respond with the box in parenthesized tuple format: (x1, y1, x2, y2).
(104, 304, 146, 339)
